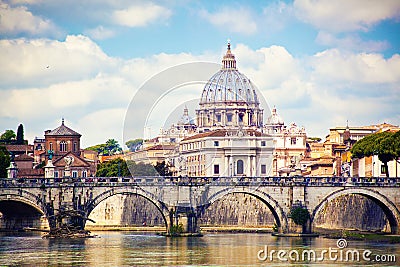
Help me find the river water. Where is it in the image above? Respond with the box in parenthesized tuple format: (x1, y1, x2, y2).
(0, 231, 398, 266)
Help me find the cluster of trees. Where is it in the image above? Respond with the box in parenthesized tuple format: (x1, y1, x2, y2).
(0, 124, 25, 145)
(86, 139, 122, 156)
(0, 124, 25, 177)
(95, 158, 160, 177)
(125, 139, 143, 152)
(351, 131, 400, 177)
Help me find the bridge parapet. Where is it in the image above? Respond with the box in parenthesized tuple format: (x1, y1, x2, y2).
(1, 176, 399, 188)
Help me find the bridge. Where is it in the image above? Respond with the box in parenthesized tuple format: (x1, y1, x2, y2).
(0, 176, 399, 234)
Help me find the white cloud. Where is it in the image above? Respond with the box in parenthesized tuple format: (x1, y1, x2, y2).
(0, 36, 399, 147)
(0, 35, 118, 88)
(85, 25, 116, 40)
(310, 49, 400, 84)
(294, 0, 400, 32)
(315, 31, 390, 52)
(113, 3, 171, 27)
(0, 1, 59, 36)
(199, 7, 257, 35)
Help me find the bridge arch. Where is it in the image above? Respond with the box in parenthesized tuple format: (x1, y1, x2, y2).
(0, 190, 45, 215)
(198, 187, 288, 233)
(311, 188, 400, 234)
(0, 190, 48, 230)
(84, 187, 169, 231)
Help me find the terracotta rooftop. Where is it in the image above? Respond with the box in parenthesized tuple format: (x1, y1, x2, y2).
(5, 144, 34, 153)
(14, 154, 34, 161)
(45, 119, 81, 136)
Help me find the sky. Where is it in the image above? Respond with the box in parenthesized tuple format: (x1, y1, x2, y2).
(0, 0, 399, 148)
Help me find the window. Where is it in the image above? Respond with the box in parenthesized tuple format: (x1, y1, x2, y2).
(291, 138, 297, 145)
(54, 171, 58, 178)
(214, 164, 219, 174)
(237, 160, 244, 175)
(73, 142, 77, 152)
(49, 142, 53, 151)
(216, 114, 221, 122)
(261, 165, 266, 174)
(227, 114, 233, 122)
(239, 113, 244, 123)
(261, 141, 266, 146)
(72, 171, 78, 178)
(381, 165, 387, 175)
(214, 141, 219, 147)
(82, 171, 87, 178)
(60, 141, 67, 152)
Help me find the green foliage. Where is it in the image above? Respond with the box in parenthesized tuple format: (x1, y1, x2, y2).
(169, 223, 184, 235)
(126, 161, 158, 176)
(125, 138, 143, 152)
(0, 130, 16, 143)
(35, 161, 46, 169)
(154, 161, 172, 176)
(0, 146, 10, 178)
(86, 139, 123, 156)
(308, 137, 322, 142)
(351, 131, 398, 177)
(95, 158, 131, 177)
(16, 124, 24, 145)
(289, 207, 310, 226)
(95, 158, 158, 177)
(86, 143, 106, 153)
(105, 139, 122, 155)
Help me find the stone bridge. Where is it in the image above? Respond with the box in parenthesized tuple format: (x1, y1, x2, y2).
(0, 176, 399, 234)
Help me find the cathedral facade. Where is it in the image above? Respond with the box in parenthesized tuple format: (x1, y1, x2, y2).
(128, 43, 307, 177)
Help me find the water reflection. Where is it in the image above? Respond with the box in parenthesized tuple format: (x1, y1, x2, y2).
(0, 232, 398, 266)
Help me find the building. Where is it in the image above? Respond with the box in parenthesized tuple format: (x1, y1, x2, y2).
(264, 107, 307, 176)
(129, 42, 307, 177)
(43, 119, 95, 178)
(306, 122, 400, 177)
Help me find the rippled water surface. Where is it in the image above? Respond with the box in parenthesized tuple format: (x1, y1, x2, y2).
(0, 231, 398, 266)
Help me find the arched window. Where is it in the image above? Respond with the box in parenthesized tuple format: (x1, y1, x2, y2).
(60, 141, 67, 152)
(237, 160, 244, 175)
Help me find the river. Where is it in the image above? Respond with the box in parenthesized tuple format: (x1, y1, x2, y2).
(0, 231, 398, 266)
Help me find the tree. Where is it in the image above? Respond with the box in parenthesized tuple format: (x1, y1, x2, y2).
(127, 160, 158, 176)
(125, 138, 143, 152)
(0, 130, 16, 143)
(95, 158, 130, 177)
(86, 143, 107, 154)
(0, 146, 10, 178)
(289, 206, 310, 233)
(105, 139, 122, 155)
(154, 161, 172, 176)
(86, 139, 123, 156)
(351, 131, 397, 177)
(16, 124, 24, 145)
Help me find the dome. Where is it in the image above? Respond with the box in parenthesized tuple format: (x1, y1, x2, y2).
(196, 42, 264, 130)
(266, 107, 284, 125)
(200, 43, 259, 105)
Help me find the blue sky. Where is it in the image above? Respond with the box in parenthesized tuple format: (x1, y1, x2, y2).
(0, 0, 399, 147)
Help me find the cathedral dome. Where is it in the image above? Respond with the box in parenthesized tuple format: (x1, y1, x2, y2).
(200, 43, 259, 105)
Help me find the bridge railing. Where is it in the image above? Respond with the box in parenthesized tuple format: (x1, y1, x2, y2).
(0, 176, 399, 188)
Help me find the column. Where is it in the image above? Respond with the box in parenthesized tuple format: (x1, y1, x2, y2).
(247, 156, 251, 176)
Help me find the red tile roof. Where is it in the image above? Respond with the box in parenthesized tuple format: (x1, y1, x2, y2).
(46, 122, 81, 136)
(14, 154, 34, 161)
